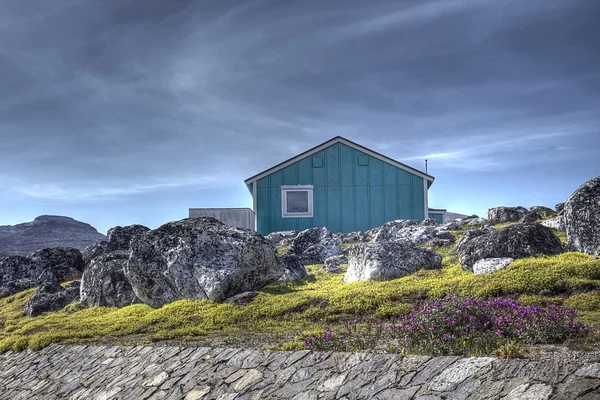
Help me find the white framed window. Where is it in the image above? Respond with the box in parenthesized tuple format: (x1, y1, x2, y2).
(281, 185, 313, 218)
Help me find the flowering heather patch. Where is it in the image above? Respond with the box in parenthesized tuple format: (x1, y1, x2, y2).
(304, 296, 590, 356)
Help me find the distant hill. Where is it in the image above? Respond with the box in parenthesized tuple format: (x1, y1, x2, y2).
(0, 215, 105, 257)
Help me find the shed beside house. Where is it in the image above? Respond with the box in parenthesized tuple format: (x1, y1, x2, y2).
(428, 208, 447, 223)
(244, 136, 436, 236)
(188, 208, 255, 230)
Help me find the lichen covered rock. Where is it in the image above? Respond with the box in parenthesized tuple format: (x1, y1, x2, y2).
(80, 251, 140, 307)
(472, 258, 515, 275)
(276, 253, 308, 282)
(287, 227, 340, 265)
(344, 240, 442, 282)
(125, 217, 282, 307)
(487, 206, 530, 224)
(564, 176, 600, 255)
(25, 279, 80, 317)
(459, 223, 563, 271)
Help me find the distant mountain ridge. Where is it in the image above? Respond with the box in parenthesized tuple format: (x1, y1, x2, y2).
(0, 215, 105, 257)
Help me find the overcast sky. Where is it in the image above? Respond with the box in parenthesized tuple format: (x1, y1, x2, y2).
(1, 0, 599, 234)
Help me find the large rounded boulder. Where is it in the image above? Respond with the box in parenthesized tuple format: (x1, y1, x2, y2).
(343, 240, 442, 282)
(80, 251, 140, 307)
(28, 247, 84, 281)
(458, 223, 563, 271)
(125, 217, 281, 307)
(564, 176, 600, 255)
(487, 206, 530, 224)
(287, 227, 340, 265)
(106, 224, 151, 252)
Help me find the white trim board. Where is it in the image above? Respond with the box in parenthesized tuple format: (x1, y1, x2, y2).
(244, 136, 434, 185)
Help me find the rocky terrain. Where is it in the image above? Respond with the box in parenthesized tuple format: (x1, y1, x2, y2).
(0, 176, 598, 356)
(0, 215, 105, 257)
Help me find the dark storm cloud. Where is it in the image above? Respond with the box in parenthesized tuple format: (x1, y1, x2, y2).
(1, 0, 599, 203)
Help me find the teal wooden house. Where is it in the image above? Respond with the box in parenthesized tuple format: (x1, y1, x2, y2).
(244, 136, 436, 236)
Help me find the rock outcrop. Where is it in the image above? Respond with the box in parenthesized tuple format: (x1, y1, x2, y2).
(344, 240, 442, 282)
(487, 206, 530, 224)
(80, 251, 140, 308)
(529, 206, 557, 219)
(82, 224, 150, 265)
(265, 230, 298, 250)
(25, 280, 80, 317)
(541, 215, 566, 232)
(276, 254, 309, 282)
(456, 228, 495, 254)
(0, 215, 105, 257)
(371, 220, 420, 242)
(28, 247, 85, 281)
(322, 255, 347, 273)
(564, 176, 600, 255)
(0, 248, 84, 298)
(125, 217, 282, 307)
(458, 223, 563, 271)
(287, 227, 340, 265)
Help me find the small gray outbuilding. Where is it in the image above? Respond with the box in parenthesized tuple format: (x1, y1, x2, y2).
(188, 208, 256, 230)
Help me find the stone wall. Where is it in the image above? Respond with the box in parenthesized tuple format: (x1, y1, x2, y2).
(0, 345, 599, 399)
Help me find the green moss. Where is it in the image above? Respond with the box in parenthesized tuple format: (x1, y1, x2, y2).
(276, 246, 289, 255)
(552, 229, 568, 244)
(565, 292, 600, 311)
(1, 252, 599, 352)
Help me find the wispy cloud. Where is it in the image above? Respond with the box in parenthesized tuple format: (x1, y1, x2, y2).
(0, 0, 598, 228)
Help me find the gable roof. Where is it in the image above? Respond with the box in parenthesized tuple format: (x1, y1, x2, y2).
(244, 136, 435, 185)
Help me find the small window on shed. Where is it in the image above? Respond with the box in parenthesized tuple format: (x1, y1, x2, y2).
(281, 185, 313, 218)
(312, 157, 323, 168)
(357, 155, 369, 166)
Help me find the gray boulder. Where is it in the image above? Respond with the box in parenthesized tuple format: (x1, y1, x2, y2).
(520, 211, 542, 224)
(439, 220, 461, 231)
(0, 248, 84, 298)
(82, 240, 108, 265)
(334, 231, 369, 244)
(472, 258, 515, 275)
(224, 291, 258, 306)
(564, 177, 600, 255)
(125, 217, 282, 307)
(458, 223, 563, 271)
(25, 279, 80, 317)
(0, 279, 39, 298)
(28, 247, 85, 281)
(322, 255, 348, 273)
(106, 225, 151, 252)
(487, 206, 530, 224)
(276, 253, 309, 282)
(555, 202, 565, 215)
(0, 255, 43, 285)
(372, 220, 420, 242)
(265, 230, 298, 250)
(396, 225, 437, 244)
(288, 227, 340, 265)
(529, 206, 557, 219)
(343, 241, 442, 282)
(465, 217, 492, 227)
(429, 238, 454, 248)
(456, 228, 495, 253)
(541, 215, 566, 232)
(80, 251, 140, 308)
(421, 218, 440, 226)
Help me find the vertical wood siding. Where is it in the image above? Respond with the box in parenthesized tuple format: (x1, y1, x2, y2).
(256, 142, 425, 235)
